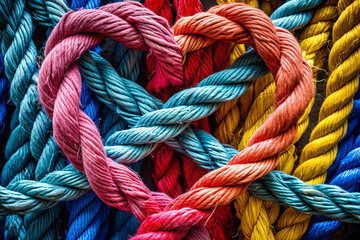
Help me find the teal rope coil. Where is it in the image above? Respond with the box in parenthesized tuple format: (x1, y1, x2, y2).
(0, 0, 48, 238)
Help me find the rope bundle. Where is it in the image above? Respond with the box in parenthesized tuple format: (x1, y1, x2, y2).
(0, 0, 359, 239)
(37, 2, 313, 239)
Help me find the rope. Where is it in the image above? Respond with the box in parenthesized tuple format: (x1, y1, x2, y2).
(233, 0, 337, 238)
(145, 0, 234, 237)
(304, 74, 360, 239)
(0, 0, 46, 238)
(275, 1, 360, 239)
(0, 33, 7, 141)
(38, 3, 312, 239)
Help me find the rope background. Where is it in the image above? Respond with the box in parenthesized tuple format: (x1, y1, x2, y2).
(0, 0, 358, 239)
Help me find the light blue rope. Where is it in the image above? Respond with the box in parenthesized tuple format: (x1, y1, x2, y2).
(304, 74, 360, 240)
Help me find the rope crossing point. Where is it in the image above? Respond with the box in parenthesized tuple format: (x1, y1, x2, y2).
(0, 1, 359, 239)
(38, 2, 313, 239)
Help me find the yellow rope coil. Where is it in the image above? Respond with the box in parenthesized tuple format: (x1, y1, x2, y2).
(232, 1, 338, 239)
(275, 1, 360, 239)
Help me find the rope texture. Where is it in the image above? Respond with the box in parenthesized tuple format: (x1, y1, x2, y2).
(304, 73, 360, 239)
(0, 33, 7, 142)
(233, 0, 337, 239)
(145, 0, 235, 237)
(38, 3, 313, 239)
(0, 0, 56, 238)
(274, 1, 360, 239)
(40, 2, 204, 238)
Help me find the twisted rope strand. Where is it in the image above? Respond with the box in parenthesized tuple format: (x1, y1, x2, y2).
(0, 33, 7, 142)
(2, 163, 360, 224)
(304, 74, 360, 239)
(275, 1, 360, 239)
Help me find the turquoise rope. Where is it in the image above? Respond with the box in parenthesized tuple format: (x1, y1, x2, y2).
(0, 0, 47, 238)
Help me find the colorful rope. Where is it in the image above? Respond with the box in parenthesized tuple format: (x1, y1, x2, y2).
(38, 3, 313, 239)
(232, 0, 338, 238)
(304, 74, 360, 239)
(274, 1, 360, 239)
(0, 1, 359, 239)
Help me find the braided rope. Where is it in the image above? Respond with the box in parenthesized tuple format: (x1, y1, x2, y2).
(232, 0, 337, 238)
(275, 1, 360, 239)
(0, 0, 45, 237)
(304, 74, 360, 239)
(2, 163, 360, 223)
(64, 1, 111, 239)
(38, 3, 312, 239)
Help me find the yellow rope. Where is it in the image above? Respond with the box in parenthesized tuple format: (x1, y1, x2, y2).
(232, 1, 338, 239)
(275, 1, 360, 239)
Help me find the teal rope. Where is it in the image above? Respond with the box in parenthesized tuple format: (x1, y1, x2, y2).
(0, 0, 47, 238)
(2, 162, 360, 223)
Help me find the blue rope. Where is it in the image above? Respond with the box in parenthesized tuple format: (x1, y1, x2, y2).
(0, 33, 7, 141)
(304, 74, 360, 240)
